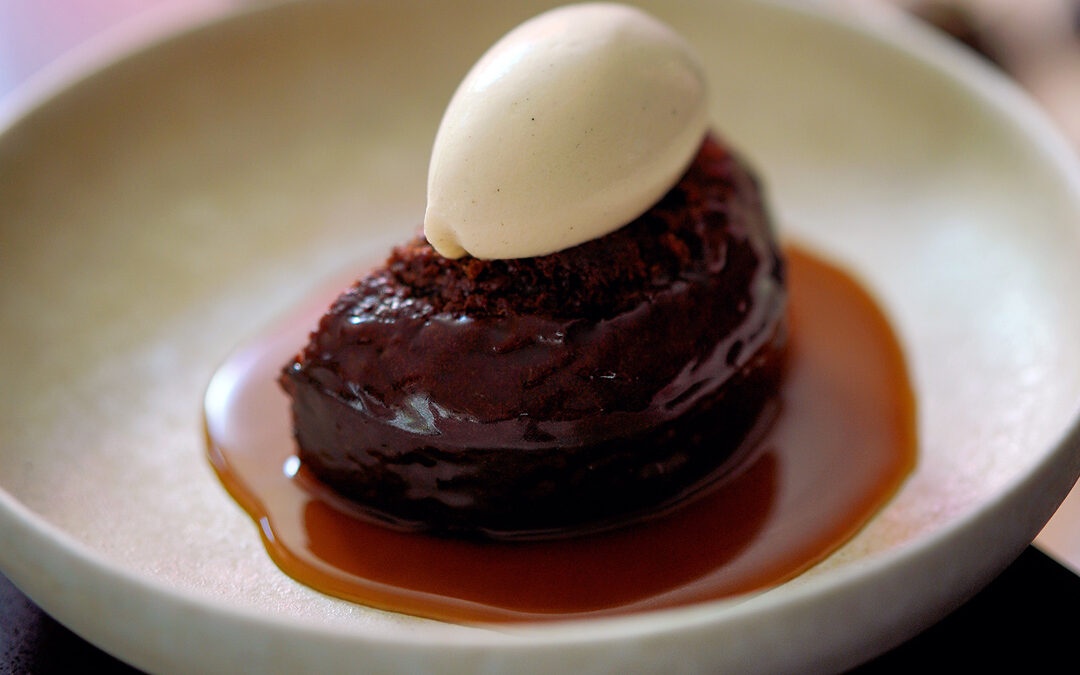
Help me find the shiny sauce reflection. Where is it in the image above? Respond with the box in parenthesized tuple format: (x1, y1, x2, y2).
(204, 247, 916, 623)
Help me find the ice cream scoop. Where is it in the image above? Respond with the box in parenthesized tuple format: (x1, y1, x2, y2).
(424, 3, 708, 259)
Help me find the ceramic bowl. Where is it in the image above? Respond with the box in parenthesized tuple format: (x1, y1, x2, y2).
(2, 0, 1079, 672)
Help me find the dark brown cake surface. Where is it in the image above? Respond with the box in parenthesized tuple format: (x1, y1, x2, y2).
(347, 137, 770, 321)
(281, 135, 787, 538)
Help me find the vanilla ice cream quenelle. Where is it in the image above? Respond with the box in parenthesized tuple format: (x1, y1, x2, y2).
(423, 3, 708, 260)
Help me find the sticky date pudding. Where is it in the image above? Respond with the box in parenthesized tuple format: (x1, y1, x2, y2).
(206, 3, 916, 621)
(279, 135, 786, 538)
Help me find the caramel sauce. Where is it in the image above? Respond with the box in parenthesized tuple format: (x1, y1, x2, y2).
(204, 247, 916, 623)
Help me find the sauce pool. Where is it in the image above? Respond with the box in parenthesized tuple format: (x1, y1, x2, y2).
(204, 246, 916, 623)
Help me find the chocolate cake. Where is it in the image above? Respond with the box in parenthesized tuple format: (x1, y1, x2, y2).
(280, 135, 787, 539)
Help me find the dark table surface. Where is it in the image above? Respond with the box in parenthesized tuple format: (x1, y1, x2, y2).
(3, 545, 1078, 673)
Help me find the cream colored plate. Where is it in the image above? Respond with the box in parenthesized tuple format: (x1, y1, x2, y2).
(2, 1, 1080, 672)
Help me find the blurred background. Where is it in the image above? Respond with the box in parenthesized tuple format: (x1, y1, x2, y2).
(865, 0, 1080, 148)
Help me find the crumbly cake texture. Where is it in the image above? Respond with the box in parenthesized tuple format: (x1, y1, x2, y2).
(281, 134, 787, 538)
(348, 136, 755, 322)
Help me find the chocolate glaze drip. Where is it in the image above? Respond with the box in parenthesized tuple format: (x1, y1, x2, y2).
(280, 136, 787, 538)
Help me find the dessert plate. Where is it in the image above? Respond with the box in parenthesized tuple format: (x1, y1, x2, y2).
(2, 0, 1079, 672)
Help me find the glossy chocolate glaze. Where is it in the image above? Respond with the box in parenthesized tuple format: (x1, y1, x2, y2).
(280, 137, 787, 538)
(208, 247, 916, 621)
